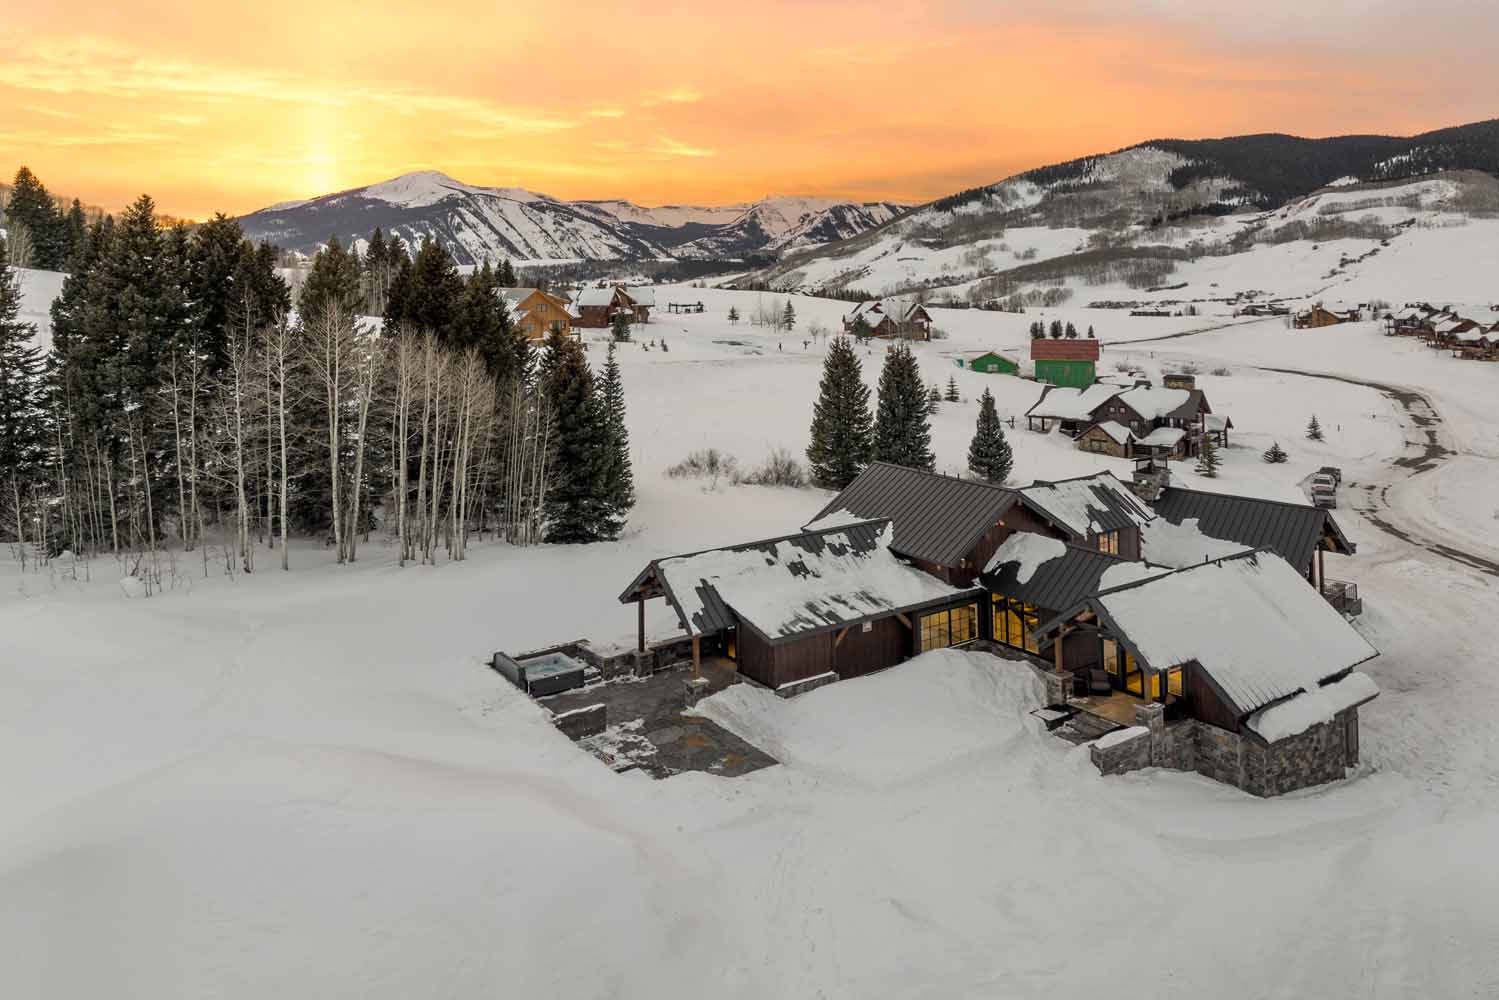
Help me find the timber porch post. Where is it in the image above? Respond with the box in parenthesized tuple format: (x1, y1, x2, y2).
(637, 597, 646, 653)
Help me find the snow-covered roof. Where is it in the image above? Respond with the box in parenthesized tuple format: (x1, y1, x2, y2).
(848, 297, 922, 325)
(641, 520, 971, 641)
(1139, 516, 1251, 568)
(575, 286, 620, 307)
(1017, 472, 1155, 539)
(983, 532, 1065, 580)
(1206, 414, 1233, 433)
(1138, 426, 1187, 448)
(1025, 384, 1122, 421)
(1090, 421, 1135, 445)
(1113, 387, 1195, 421)
(1061, 551, 1379, 717)
(1247, 671, 1379, 743)
(625, 286, 655, 306)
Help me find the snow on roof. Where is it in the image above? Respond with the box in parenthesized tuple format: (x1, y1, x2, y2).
(1114, 387, 1193, 421)
(1096, 560, 1168, 591)
(1087, 552, 1378, 715)
(1138, 426, 1187, 448)
(1025, 384, 1122, 421)
(625, 286, 655, 306)
(1140, 517, 1250, 569)
(1018, 472, 1155, 539)
(575, 286, 619, 307)
(1246, 670, 1379, 743)
(1206, 414, 1232, 432)
(1091, 421, 1136, 445)
(983, 532, 1066, 581)
(656, 521, 968, 641)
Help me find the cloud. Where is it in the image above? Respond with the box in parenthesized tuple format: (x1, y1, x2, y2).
(640, 86, 703, 106)
(648, 135, 714, 159)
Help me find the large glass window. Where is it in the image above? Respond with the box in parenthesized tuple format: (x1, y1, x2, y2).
(990, 597, 1041, 654)
(1167, 667, 1184, 698)
(921, 604, 980, 652)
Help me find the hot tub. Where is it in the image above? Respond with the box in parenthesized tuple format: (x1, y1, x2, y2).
(492, 650, 588, 696)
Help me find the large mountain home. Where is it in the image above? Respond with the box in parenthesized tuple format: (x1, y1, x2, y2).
(498, 287, 575, 341)
(1027, 383, 1219, 460)
(1030, 338, 1100, 387)
(615, 462, 1373, 795)
(574, 285, 653, 327)
(842, 299, 933, 340)
(1294, 305, 1354, 329)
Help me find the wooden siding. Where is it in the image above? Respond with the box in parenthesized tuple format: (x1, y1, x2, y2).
(834, 616, 910, 678)
(956, 506, 1071, 586)
(1183, 660, 1242, 732)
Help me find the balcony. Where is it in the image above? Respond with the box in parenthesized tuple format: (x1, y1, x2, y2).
(1322, 579, 1363, 617)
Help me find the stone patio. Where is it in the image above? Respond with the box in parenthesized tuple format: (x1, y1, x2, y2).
(538, 657, 777, 779)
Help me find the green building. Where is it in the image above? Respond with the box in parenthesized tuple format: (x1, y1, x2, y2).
(962, 351, 1019, 375)
(1031, 338, 1100, 388)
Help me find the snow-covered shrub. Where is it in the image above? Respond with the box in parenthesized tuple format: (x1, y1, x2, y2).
(735, 449, 807, 488)
(666, 448, 738, 482)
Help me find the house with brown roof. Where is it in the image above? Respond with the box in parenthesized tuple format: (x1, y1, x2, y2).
(1030, 337, 1100, 387)
(498, 287, 575, 341)
(843, 298, 933, 340)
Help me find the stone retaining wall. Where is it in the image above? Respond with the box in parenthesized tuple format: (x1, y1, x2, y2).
(552, 703, 607, 740)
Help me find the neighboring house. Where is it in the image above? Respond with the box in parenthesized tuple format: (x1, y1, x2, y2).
(1031, 338, 1100, 387)
(843, 299, 933, 340)
(1077, 421, 1136, 458)
(1087, 386, 1212, 460)
(498, 287, 574, 341)
(1032, 550, 1378, 797)
(1024, 384, 1122, 435)
(1294, 305, 1351, 329)
(961, 351, 1019, 375)
(575, 285, 652, 327)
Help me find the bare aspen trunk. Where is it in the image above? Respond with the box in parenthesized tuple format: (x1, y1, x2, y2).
(169, 354, 189, 547)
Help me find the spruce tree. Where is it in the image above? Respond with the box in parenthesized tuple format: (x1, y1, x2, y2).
(872, 344, 934, 470)
(303, 236, 363, 324)
(598, 342, 635, 536)
(610, 309, 631, 343)
(782, 299, 796, 332)
(1049, 320, 1064, 339)
(398, 238, 465, 340)
(927, 384, 942, 414)
(0, 257, 44, 513)
(498, 258, 518, 287)
(945, 374, 960, 402)
(806, 335, 873, 489)
(1195, 433, 1221, 478)
(1263, 441, 1289, 464)
(4, 167, 66, 270)
(1306, 415, 1323, 441)
(727, 305, 739, 325)
(62, 199, 88, 269)
(1087, 325, 1096, 339)
(1029, 320, 1044, 339)
(541, 330, 609, 543)
(1065, 322, 1078, 339)
(967, 388, 1013, 483)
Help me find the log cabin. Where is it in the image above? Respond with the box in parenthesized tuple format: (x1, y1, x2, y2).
(574, 285, 652, 328)
(843, 299, 934, 340)
(498, 287, 575, 341)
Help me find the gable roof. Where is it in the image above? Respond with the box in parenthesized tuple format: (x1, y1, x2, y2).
(1031, 338, 1101, 362)
(1025, 383, 1123, 421)
(808, 463, 1039, 567)
(1084, 421, 1136, 445)
(982, 540, 1167, 613)
(574, 285, 623, 307)
(848, 297, 923, 325)
(1036, 551, 1378, 717)
(1104, 386, 1208, 422)
(1017, 472, 1156, 539)
(619, 519, 969, 643)
(1151, 486, 1354, 569)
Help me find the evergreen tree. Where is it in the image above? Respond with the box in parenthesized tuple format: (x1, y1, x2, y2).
(3, 167, 66, 270)
(395, 238, 465, 341)
(1195, 433, 1221, 478)
(967, 388, 1013, 483)
(727, 305, 739, 325)
(187, 214, 254, 375)
(0, 256, 44, 514)
(782, 299, 796, 331)
(541, 330, 610, 543)
(1306, 414, 1323, 441)
(498, 258, 518, 287)
(62, 199, 88, 269)
(598, 341, 635, 535)
(850, 314, 872, 340)
(806, 336, 873, 489)
(1029, 320, 1044, 339)
(1087, 325, 1096, 339)
(302, 236, 362, 323)
(872, 344, 934, 470)
(1048, 320, 1064, 339)
(927, 384, 942, 414)
(945, 374, 960, 402)
(1064, 322, 1078, 339)
(1263, 441, 1289, 464)
(610, 308, 631, 343)
(456, 261, 530, 382)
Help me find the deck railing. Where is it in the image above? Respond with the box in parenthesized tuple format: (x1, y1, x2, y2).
(1322, 579, 1363, 617)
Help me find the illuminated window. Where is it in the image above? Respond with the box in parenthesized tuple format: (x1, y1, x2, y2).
(1097, 530, 1120, 556)
(1021, 603, 1040, 654)
(921, 604, 980, 652)
(1102, 638, 1120, 675)
(1167, 667, 1184, 697)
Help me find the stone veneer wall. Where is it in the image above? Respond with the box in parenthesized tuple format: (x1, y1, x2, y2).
(1090, 702, 1361, 798)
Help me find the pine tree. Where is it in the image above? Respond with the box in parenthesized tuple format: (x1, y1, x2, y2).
(598, 342, 635, 536)
(1263, 441, 1289, 464)
(1029, 320, 1044, 339)
(1306, 415, 1323, 441)
(1048, 320, 1063, 339)
(303, 236, 363, 325)
(1195, 433, 1221, 478)
(1064, 322, 1078, 339)
(727, 305, 739, 325)
(610, 309, 631, 343)
(851, 314, 872, 340)
(782, 300, 796, 332)
(396, 238, 465, 341)
(967, 388, 1013, 483)
(541, 331, 609, 543)
(498, 258, 518, 287)
(3, 167, 67, 270)
(927, 384, 941, 413)
(945, 374, 960, 402)
(806, 335, 873, 489)
(1087, 325, 1096, 339)
(873, 344, 934, 470)
(0, 256, 44, 527)
(62, 199, 87, 269)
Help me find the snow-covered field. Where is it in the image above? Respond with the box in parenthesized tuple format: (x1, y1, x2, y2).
(4, 281, 1499, 997)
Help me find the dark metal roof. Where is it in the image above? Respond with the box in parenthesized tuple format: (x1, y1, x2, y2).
(1151, 487, 1354, 569)
(1018, 473, 1156, 538)
(808, 463, 1022, 567)
(981, 543, 1156, 614)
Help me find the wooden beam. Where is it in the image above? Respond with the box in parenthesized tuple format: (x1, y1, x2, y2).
(895, 612, 912, 629)
(834, 626, 851, 649)
(1054, 624, 1070, 674)
(637, 598, 646, 653)
(691, 635, 701, 679)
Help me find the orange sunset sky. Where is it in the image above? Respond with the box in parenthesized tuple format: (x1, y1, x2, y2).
(4, 0, 1495, 219)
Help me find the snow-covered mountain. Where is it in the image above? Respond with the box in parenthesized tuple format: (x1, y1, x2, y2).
(237, 171, 905, 265)
(753, 120, 1499, 300)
